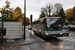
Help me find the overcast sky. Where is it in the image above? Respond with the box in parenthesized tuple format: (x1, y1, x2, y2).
(0, 0, 75, 21)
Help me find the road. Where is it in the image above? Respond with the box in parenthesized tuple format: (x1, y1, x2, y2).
(27, 29, 75, 50)
(1, 29, 75, 50)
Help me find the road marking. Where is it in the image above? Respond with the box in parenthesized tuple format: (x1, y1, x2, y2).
(27, 46, 30, 50)
(59, 37, 75, 42)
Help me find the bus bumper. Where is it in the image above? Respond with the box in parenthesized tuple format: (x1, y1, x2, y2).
(43, 34, 64, 38)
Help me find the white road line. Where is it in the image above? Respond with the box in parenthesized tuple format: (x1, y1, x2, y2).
(59, 37, 75, 42)
(27, 46, 30, 50)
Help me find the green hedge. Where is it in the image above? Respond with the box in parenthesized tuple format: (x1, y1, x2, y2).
(4, 17, 12, 21)
(65, 22, 75, 25)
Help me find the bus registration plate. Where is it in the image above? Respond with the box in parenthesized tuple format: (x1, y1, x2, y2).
(49, 31, 60, 34)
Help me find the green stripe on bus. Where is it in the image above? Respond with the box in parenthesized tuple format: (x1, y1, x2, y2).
(41, 29, 44, 35)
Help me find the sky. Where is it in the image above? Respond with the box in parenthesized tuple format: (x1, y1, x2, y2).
(0, 0, 75, 21)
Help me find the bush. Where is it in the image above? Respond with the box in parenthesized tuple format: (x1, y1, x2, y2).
(4, 17, 12, 21)
(65, 21, 75, 25)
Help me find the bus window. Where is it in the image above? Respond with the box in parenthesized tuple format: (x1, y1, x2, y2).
(45, 18, 62, 30)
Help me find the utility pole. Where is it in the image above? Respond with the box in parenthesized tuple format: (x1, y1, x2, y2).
(24, 0, 26, 40)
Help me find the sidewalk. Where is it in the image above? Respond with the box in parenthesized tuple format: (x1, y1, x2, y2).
(0, 29, 38, 50)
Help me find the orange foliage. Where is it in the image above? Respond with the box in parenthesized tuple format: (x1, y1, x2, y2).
(13, 7, 22, 22)
(66, 8, 73, 19)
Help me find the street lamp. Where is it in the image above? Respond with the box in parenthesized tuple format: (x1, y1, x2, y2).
(24, 0, 26, 40)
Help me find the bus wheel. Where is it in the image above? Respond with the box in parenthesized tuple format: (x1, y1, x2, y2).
(66, 34, 69, 36)
(39, 32, 42, 38)
(34, 32, 37, 35)
(33, 31, 37, 35)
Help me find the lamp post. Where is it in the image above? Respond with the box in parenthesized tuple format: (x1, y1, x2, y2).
(24, 0, 26, 40)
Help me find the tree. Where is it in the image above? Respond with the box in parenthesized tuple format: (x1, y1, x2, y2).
(13, 6, 22, 22)
(73, 6, 75, 22)
(69, 17, 74, 21)
(22, 17, 30, 25)
(0, 0, 13, 21)
(58, 8, 65, 19)
(51, 12, 56, 17)
(66, 8, 73, 20)
(5, 0, 10, 9)
(39, 12, 45, 19)
(54, 3, 62, 16)
(58, 8, 66, 23)
(4, 0, 13, 17)
(41, 3, 53, 17)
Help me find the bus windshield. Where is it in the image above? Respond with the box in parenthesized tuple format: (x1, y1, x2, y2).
(45, 18, 62, 30)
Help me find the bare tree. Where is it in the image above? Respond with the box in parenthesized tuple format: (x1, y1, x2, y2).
(41, 3, 53, 17)
(54, 3, 62, 16)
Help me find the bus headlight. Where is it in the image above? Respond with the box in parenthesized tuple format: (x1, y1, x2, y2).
(45, 32, 49, 35)
(60, 32, 63, 34)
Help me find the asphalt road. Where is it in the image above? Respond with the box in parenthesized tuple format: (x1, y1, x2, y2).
(1, 29, 75, 50)
(27, 29, 75, 50)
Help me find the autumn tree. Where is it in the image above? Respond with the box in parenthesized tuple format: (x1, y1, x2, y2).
(39, 12, 45, 19)
(41, 3, 53, 17)
(66, 8, 73, 20)
(0, 0, 13, 21)
(22, 17, 30, 25)
(73, 6, 75, 22)
(51, 12, 56, 17)
(3, 0, 13, 17)
(13, 6, 22, 22)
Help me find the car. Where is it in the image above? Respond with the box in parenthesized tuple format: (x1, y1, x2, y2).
(28, 26, 32, 30)
(62, 25, 69, 36)
(25, 26, 29, 28)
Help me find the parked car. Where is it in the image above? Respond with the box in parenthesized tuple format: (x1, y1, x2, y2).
(68, 25, 74, 27)
(62, 25, 69, 36)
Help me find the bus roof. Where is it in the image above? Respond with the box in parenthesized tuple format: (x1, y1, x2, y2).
(33, 17, 61, 22)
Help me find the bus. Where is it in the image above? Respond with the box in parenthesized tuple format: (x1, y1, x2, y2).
(32, 17, 69, 38)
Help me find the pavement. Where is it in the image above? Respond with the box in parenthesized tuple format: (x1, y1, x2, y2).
(0, 29, 38, 50)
